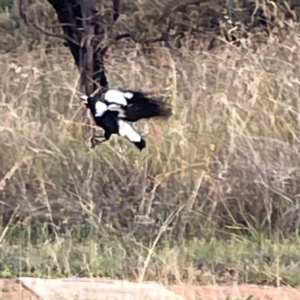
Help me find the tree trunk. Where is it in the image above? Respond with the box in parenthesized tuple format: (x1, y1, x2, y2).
(47, 0, 108, 97)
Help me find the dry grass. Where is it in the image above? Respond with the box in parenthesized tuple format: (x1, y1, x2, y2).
(2, 30, 300, 234)
(1, 2, 300, 290)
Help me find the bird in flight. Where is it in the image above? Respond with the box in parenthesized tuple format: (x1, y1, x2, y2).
(80, 89, 172, 150)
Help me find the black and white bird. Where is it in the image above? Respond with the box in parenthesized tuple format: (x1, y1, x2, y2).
(80, 88, 172, 150)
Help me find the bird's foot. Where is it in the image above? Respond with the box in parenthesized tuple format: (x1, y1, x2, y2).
(90, 136, 106, 149)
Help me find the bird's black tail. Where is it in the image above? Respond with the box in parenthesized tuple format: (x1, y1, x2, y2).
(122, 90, 172, 122)
(133, 138, 146, 151)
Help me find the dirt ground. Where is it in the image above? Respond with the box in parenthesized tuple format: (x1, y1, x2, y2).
(1, 278, 300, 300)
(0, 279, 38, 300)
(168, 283, 300, 300)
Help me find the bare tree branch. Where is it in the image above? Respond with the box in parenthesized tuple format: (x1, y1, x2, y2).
(100, 32, 131, 55)
(100, 18, 176, 56)
(19, 0, 79, 46)
(31, 22, 80, 46)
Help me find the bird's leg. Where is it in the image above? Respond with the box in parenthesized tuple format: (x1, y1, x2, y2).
(90, 131, 112, 149)
(90, 135, 106, 148)
(90, 127, 104, 148)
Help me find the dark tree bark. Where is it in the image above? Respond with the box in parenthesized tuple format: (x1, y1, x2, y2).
(46, 0, 108, 97)
(19, 0, 117, 97)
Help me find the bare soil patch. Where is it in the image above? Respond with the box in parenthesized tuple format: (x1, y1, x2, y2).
(0, 279, 37, 300)
(1, 278, 300, 300)
(169, 283, 300, 300)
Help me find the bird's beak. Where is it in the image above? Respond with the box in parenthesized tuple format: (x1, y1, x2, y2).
(80, 94, 88, 104)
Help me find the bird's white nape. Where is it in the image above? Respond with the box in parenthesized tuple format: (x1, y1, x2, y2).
(118, 120, 141, 142)
(104, 89, 127, 106)
(95, 101, 108, 117)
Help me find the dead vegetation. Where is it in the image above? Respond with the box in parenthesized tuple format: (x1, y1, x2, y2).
(0, 0, 300, 286)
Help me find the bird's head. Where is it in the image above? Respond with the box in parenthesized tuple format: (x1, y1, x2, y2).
(80, 94, 89, 105)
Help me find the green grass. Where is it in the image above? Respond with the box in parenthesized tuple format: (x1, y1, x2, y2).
(0, 226, 300, 287)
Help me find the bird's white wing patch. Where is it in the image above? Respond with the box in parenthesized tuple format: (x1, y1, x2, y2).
(107, 104, 126, 118)
(107, 103, 122, 110)
(95, 101, 107, 117)
(118, 120, 141, 142)
(104, 89, 127, 106)
(123, 92, 134, 99)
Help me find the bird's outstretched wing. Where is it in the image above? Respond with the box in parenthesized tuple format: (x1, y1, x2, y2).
(81, 89, 172, 123)
(104, 89, 172, 122)
(122, 90, 172, 122)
